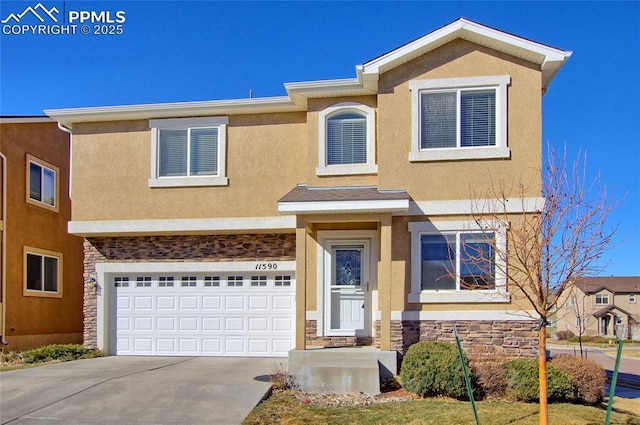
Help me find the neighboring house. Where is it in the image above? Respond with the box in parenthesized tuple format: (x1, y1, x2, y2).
(557, 277, 640, 341)
(45, 19, 571, 362)
(0, 117, 84, 351)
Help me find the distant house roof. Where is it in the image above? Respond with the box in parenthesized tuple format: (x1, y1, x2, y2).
(576, 276, 640, 295)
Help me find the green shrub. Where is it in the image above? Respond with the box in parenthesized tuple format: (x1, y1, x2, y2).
(22, 344, 103, 364)
(399, 341, 470, 399)
(505, 358, 573, 402)
(550, 355, 606, 404)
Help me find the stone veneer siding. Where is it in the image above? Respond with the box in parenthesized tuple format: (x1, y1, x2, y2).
(83, 234, 295, 348)
(307, 319, 537, 357)
(391, 319, 538, 357)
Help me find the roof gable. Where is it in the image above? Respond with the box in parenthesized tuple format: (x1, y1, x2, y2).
(361, 18, 571, 92)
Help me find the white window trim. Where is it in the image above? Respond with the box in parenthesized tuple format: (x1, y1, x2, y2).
(149, 117, 228, 187)
(630, 294, 637, 303)
(23, 246, 63, 298)
(409, 75, 510, 162)
(408, 220, 509, 303)
(595, 293, 610, 305)
(26, 154, 59, 213)
(317, 102, 377, 176)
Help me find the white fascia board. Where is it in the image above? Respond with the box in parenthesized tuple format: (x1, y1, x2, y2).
(278, 199, 409, 215)
(0, 116, 53, 123)
(68, 216, 296, 236)
(400, 197, 544, 216)
(284, 75, 374, 101)
(45, 97, 302, 128)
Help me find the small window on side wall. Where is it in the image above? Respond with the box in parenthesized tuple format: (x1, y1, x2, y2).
(317, 103, 377, 176)
(24, 247, 62, 298)
(26, 155, 59, 212)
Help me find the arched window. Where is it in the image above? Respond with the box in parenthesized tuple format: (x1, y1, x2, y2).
(317, 103, 377, 176)
(327, 113, 367, 165)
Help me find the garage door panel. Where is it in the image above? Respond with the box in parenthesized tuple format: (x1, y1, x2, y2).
(225, 296, 245, 309)
(249, 317, 269, 331)
(156, 317, 175, 331)
(202, 339, 222, 354)
(202, 296, 221, 310)
(273, 295, 293, 310)
(249, 296, 269, 310)
(179, 339, 199, 353)
(111, 271, 294, 357)
(134, 296, 153, 310)
(156, 338, 176, 353)
(117, 296, 131, 309)
(156, 296, 176, 310)
(179, 296, 199, 310)
(134, 317, 153, 331)
(202, 317, 221, 331)
(273, 317, 294, 332)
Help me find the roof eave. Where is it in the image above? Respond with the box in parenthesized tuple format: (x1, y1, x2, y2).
(45, 96, 303, 129)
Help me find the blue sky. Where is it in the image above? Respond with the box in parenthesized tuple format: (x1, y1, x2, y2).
(1, 1, 638, 276)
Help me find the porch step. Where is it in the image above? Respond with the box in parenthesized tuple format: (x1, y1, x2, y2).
(288, 348, 398, 395)
(302, 359, 380, 395)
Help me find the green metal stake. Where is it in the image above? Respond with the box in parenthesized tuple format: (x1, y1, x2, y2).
(454, 325, 480, 425)
(604, 338, 624, 425)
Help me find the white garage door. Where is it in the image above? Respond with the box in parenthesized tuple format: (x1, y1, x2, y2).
(109, 272, 295, 357)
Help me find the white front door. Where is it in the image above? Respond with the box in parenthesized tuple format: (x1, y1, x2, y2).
(325, 241, 370, 336)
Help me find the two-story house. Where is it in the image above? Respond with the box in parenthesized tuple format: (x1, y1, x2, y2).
(0, 117, 84, 351)
(46, 19, 571, 366)
(557, 276, 640, 341)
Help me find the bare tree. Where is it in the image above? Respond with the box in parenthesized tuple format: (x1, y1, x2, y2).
(556, 287, 597, 357)
(459, 145, 620, 425)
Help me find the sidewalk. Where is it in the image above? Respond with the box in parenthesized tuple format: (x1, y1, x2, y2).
(547, 342, 640, 398)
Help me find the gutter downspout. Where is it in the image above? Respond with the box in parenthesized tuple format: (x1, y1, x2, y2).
(1, 152, 7, 346)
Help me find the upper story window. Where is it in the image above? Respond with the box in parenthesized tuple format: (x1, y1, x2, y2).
(317, 103, 377, 176)
(595, 293, 609, 305)
(26, 154, 59, 212)
(409, 75, 510, 162)
(630, 294, 637, 303)
(24, 247, 62, 298)
(149, 117, 228, 187)
(408, 220, 508, 303)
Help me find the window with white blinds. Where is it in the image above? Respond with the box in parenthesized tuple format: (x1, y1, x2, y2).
(317, 103, 377, 176)
(149, 117, 228, 187)
(420, 89, 496, 149)
(409, 75, 510, 162)
(327, 113, 367, 165)
(158, 128, 219, 177)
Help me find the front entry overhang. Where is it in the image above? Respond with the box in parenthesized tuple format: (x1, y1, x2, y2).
(277, 184, 410, 215)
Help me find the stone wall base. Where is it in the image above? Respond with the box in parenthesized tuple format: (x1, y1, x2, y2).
(307, 319, 537, 357)
(391, 319, 538, 357)
(305, 320, 374, 347)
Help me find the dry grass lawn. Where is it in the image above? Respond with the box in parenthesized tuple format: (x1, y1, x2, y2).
(243, 390, 640, 425)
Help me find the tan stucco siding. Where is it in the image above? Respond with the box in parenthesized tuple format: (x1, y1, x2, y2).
(377, 40, 542, 200)
(71, 113, 307, 221)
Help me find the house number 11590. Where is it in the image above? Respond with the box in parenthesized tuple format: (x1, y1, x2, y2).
(255, 263, 278, 270)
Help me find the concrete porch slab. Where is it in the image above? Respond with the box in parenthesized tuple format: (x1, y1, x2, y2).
(288, 348, 398, 395)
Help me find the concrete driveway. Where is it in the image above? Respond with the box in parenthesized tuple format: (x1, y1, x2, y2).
(0, 356, 282, 425)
